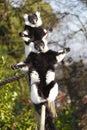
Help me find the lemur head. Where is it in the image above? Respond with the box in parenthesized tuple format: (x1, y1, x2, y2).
(24, 11, 42, 27)
(34, 33, 48, 52)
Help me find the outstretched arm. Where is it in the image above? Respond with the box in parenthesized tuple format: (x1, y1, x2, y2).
(11, 61, 31, 71)
(56, 47, 70, 63)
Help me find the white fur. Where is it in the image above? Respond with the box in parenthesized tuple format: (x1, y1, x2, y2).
(25, 42, 39, 57)
(22, 30, 30, 42)
(20, 30, 35, 57)
(47, 83, 58, 102)
(46, 70, 55, 84)
(36, 11, 40, 17)
(17, 62, 29, 71)
(56, 53, 66, 62)
(41, 34, 48, 53)
(17, 61, 24, 65)
(30, 70, 40, 85)
(25, 44, 31, 57)
(20, 66, 28, 71)
(22, 30, 28, 35)
(56, 49, 66, 62)
(24, 11, 42, 27)
(44, 29, 47, 33)
(23, 14, 28, 21)
(30, 84, 47, 104)
(23, 37, 30, 42)
(42, 31, 48, 43)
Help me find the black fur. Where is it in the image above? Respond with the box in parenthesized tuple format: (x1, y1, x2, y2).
(27, 13, 38, 25)
(25, 48, 70, 99)
(11, 47, 70, 130)
(25, 50, 57, 98)
(45, 106, 58, 130)
(19, 25, 47, 45)
(11, 48, 70, 101)
(34, 103, 58, 130)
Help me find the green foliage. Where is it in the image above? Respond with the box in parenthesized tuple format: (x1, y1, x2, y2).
(56, 107, 78, 130)
(0, 56, 37, 130)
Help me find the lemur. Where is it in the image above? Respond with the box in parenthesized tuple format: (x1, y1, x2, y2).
(12, 11, 70, 129)
(18, 11, 51, 101)
(19, 11, 48, 57)
(11, 44, 70, 130)
(18, 11, 50, 93)
(11, 46, 70, 104)
(16, 11, 59, 104)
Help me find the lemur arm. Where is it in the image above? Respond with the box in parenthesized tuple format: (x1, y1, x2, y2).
(56, 47, 70, 63)
(11, 61, 32, 71)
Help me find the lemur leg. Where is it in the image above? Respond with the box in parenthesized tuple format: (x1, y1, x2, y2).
(46, 70, 58, 118)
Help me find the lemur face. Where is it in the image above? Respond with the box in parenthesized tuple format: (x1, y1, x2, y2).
(28, 13, 38, 25)
(34, 40, 45, 52)
(34, 34, 48, 53)
(24, 11, 42, 27)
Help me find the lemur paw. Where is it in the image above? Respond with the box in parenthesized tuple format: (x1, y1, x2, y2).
(65, 47, 70, 52)
(11, 64, 19, 70)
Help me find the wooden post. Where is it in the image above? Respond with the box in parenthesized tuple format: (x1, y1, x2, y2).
(40, 105, 46, 130)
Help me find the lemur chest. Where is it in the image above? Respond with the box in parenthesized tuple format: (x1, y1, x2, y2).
(28, 53, 56, 84)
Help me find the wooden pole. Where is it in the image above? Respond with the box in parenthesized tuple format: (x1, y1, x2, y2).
(40, 105, 46, 130)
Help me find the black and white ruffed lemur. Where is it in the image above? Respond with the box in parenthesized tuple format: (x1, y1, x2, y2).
(17, 11, 58, 129)
(11, 43, 70, 130)
(12, 11, 70, 130)
(19, 11, 48, 58)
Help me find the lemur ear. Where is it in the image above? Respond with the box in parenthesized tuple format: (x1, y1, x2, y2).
(36, 11, 40, 17)
(23, 14, 28, 20)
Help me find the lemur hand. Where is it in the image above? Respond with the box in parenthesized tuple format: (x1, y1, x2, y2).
(65, 47, 70, 52)
(11, 64, 19, 70)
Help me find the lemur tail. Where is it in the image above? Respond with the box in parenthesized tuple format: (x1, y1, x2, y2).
(45, 106, 58, 130)
(34, 103, 58, 130)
